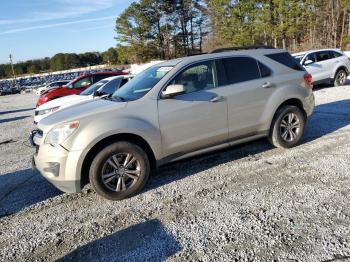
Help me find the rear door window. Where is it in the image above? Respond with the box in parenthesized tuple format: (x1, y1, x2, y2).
(221, 57, 260, 84)
(266, 52, 304, 71)
(316, 51, 332, 62)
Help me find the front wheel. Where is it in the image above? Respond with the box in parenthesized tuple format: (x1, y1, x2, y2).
(334, 69, 347, 87)
(89, 141, 150, 200)
(268, 105, 306, 148)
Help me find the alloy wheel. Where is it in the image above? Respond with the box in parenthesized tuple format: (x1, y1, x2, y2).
(336, 71, 347, 86)
(101, 153, 141, 192)
(280, 113, 301, 142)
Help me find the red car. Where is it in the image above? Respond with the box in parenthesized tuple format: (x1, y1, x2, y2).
(36, 72, 126, 106)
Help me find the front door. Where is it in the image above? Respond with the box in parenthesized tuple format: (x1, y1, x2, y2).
(158, 60, 228, 157)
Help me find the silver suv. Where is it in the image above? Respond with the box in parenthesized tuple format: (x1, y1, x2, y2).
(30, 47, 315, 200)
(293, 49, 350, 86)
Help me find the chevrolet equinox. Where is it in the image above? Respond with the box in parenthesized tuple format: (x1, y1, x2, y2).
(30, 47, 315, 200)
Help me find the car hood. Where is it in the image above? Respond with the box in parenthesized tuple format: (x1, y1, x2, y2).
(38, 99, 127, 133)
(41, 85, 64, 95)
(36, 94, 92, 111)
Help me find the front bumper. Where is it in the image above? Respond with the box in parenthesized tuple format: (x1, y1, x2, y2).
(29, 131, 82, 193)
(32, 155, 81, 193)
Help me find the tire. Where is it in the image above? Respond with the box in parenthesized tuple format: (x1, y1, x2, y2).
(333, 69, 347, 87)
(89, 141, 150, 201)
(268, 105, 305, 148)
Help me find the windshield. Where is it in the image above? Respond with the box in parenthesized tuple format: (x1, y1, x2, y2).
(80, 80, 108, 95)
(112, 66, 173, 101)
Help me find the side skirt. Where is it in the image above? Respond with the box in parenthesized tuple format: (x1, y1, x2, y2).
(157, 131, 268, 167)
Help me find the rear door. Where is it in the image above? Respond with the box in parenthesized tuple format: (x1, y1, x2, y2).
(220, 56, 275, 139)
(158, 60, 229, 157)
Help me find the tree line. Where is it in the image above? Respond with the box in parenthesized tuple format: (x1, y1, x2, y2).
(115, 0, 350, 63)
(0, 48, 122, 79)
(2, 0, 350, 79)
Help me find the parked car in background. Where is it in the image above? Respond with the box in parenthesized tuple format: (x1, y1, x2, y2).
(293, 49, 350, 86)
(30, 46, 314, 201)
(35, 80, 70, 95)
(0, 88, 10, 96)
(34, 75, 133, 124)
(36, 72, 126, 106)
(0, 86, 20, 95)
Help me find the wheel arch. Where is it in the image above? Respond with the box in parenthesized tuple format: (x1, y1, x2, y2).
(270, 98, 307, 130)
(333, 66, 349, 79)
(80, 133, 157, 186)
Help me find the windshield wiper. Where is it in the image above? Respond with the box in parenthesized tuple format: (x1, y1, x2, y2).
(113, 95, 126, 102)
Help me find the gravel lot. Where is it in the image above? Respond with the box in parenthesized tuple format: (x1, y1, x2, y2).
(0, 85, 350, 261)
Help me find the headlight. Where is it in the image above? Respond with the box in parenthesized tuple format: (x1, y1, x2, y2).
(44, 121, 79, 146)
(37, 106, 60, 115)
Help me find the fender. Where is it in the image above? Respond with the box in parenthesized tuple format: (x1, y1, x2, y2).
(66, 116, 162, 180)
(259, 83, 310, 132)
(332, 65, 349, 80)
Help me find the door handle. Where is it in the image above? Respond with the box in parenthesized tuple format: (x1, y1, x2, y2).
(262, 82, 273, 88)
(210, 95, 225, 102)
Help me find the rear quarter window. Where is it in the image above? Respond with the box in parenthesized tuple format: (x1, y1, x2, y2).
(265, 52, 304, 71)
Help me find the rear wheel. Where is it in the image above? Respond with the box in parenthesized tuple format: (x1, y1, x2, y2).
(89, 141, 150, 200)
(334, 69, 347, 87)
(268, 105, 305, 148)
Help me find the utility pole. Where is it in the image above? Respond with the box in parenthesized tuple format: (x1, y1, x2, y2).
(8, 54, 17, 86)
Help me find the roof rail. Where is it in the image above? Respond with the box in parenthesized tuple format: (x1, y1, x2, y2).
(210, 45, 275, 53)
(186, 52, 208, 57)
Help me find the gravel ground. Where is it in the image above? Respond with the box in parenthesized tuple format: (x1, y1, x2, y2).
(0, 85, 350, 262)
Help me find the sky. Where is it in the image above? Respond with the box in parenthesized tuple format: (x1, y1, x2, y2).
(0, 0, 133, 64)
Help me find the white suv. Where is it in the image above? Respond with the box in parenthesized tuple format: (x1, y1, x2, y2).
(293, 49, 350, 86)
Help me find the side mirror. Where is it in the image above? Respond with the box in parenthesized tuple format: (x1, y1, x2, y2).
(304, 60, 314, 66)
(161, 84, 186, 99)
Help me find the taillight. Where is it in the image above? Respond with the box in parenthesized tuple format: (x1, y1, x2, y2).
(304, 73, 313, 89)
